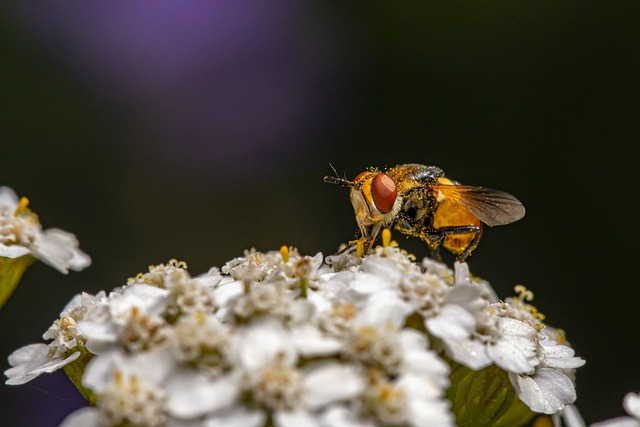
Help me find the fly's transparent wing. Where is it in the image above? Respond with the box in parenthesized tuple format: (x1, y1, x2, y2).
(432, 185, 525, 226)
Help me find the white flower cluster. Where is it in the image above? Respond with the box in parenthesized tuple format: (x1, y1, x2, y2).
(0, 186, 90, 273)
(5, 245, 584, 427)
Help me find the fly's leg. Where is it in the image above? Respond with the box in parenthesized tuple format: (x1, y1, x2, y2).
(394, 218, 442, 259)
(457, 228, 481, 262)
(428, 231, 446, 260)
(341, 229, 375, 257)
(424, 226, 481, 262)
(347, 237, 374, 255)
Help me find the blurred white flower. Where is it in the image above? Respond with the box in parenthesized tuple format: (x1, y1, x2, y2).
(61, 350, 174, 427)
(592, 392, 640, 427)
(0, 186, 90, 273)
(626, 393, 640, 420)
(43, 291, 107, 357)
(4, 290, 105, 385)
(171, 312, 230, 374)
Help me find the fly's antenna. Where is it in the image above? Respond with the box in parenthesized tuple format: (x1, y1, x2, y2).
(329, 163, 340, 178)
(323, 175, 353, 186)
(324, 163, 353, 187)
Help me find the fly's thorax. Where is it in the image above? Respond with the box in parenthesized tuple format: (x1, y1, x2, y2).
(396, 183, 439, 228)
(386, 164, 442, 194)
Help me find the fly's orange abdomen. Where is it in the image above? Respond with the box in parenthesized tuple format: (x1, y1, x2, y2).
(432, 199, 483, 255)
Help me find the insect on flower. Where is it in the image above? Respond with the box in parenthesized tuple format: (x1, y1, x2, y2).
(324, 163, 525, 261)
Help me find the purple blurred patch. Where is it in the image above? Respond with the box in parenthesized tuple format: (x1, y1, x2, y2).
(10, 1, 348, 176)
(2, 369, 88, 427)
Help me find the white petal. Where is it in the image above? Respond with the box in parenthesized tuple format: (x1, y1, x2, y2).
(59, 407, 100, 427)
(82, 349, 173, 392)
(320, 270, 360, 290)
(205, 407, 265, 427)
(487, 317, 538, 374)
(454, 261, 471, 286)
(193, 272, 223, 288)
(396, 372, 445, 401)
(426, 304, 476, 341)
(66, 291, 106, 317)
(347, 272, 392, 294)
(400, 330, 450, 382)
(443, 338, 492, 370)
(355, 292, 412, 329)
(557, 405, 586, 427)
(407, 397, 455, 427)
(500, 316, 536, 339)
(476, 279, 499, 303)
(4, 344, 80, 385)
(0, 243, 31, 258)
(167, 419, 210, 427)
(166, 371, 238, 418)
(361, 257, 403, 286)
(540, 339, 585, 370)
(303, 363, 365, 409)
(400, 328, 428, 351)
(289, 299, 315, 324)
(486, 340, 535, 375)
(211, 280, 244, 306)
(77, 315, 119, 353)
(444, 283, 486, 314)
(421, 258, 450, 277)
(109, 284, 170, 318)
(307, 288, 334, 313)
(6, 343, 50, 368)
(509, 368, 577, 414)
(291, 325, 342, 357)
(320, 406, 377, 427)
(80, 350, 116, 392)
(31, 229, 91, 273)
(125, 349, 175, 381)
(274, 410, 321, 427)
(311, 252, 324, 270)
(232, 321, 296, 372)
(402, 349, 450, 386)
(59, 293, 84, 315)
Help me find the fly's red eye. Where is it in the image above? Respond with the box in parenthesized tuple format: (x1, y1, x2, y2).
(371, 173, 397, 213)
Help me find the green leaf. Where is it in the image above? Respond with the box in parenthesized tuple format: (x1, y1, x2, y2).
(491, 393, 537, 427)
(0, 254, 36, 309)
(447, 360, 535, 427)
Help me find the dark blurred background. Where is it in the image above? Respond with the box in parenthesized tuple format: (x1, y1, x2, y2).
(1, 1, 638, 426)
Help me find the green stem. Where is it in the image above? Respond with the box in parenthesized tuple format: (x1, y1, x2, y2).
(63, 347, 97, 405)
(0, 255, 36, 309)
(299, 278, 308, 298)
